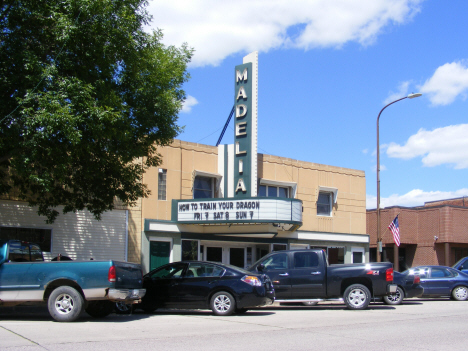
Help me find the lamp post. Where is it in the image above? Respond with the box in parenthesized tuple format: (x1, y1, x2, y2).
(376, 93, 422, 262)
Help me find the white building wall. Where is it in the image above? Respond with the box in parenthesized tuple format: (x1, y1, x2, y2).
(0, 200, 127, 261)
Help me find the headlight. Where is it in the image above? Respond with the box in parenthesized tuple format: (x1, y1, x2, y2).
(241, 275, 262, 287)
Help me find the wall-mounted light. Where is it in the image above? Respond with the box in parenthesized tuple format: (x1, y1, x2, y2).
(434, 236, 439, 241)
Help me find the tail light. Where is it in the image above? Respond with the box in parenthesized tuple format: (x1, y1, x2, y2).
(108, 266, 116, 282)
(413, 275, 420, 284)
(386, 268, 394, 282)
(241, 275, 262, 287)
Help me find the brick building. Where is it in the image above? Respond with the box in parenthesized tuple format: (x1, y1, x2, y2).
(367, 197, 468, 271)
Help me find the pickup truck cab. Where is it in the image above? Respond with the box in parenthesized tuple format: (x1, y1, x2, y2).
(0, 240, 145, 322)
(453, 256, 468, 274)
(248, 249, 396, 310)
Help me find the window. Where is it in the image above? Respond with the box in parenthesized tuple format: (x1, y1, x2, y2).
(187, 262, 224, 277)
(158, 169, 167, 200)
(150, 262, 186, 279)
(259, 185, 289, 198)
(294, 252, 319, 268)
(317, 192, 332, 216)
(262, 253, 289, 270)
(194, 176, 214, 199)
(0, 227, 52, 252)
(272, 244, 287, 252)
(182, 240, 199, 261)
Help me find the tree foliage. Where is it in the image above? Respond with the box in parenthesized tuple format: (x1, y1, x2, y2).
(0, 0, 192, 222)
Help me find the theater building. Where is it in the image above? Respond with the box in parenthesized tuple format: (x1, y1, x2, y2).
(127, 52, 369, 273)
(0, 53, 369, 270)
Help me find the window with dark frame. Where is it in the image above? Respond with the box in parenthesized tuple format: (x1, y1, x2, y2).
(193, 176, 214, 199)
(258, 185, 289, 198)
(317, 192, 332, 216)
(158, 169, 167, 200)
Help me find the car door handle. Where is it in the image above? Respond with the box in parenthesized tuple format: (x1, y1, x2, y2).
(310, 271, 321, 275)
(279, 273, 289, 276)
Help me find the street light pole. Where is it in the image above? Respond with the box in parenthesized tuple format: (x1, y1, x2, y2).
(376, 93, 422, 262)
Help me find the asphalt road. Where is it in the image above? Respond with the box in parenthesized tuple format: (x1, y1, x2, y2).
(0, 299, 466, 351)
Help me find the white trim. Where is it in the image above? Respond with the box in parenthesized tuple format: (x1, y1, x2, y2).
(318, 186, 338, 204)
(296, 231, 369, 243)
(218, 145, 225, 197)
(194, 170, 222, 179)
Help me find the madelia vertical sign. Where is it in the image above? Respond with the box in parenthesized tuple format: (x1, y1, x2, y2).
(234, 52, 258, 198)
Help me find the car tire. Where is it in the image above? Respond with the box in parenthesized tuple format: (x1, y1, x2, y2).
(452, 285, 468, 301)
(343, 284, 371, 310)
(141, 301, 158, 313)
(47, 286, 84, 322)
(235, 308, 248, 314)
(302, 301, 318, 306)
(115, 302, 134, 314)
(383, 286, 404, 305)
(85, 301, 114, 318)
(210, 291, 236, 316)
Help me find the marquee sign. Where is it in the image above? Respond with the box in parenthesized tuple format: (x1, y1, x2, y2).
(233, 52, 258, 198)
(172, 198, 302, 227)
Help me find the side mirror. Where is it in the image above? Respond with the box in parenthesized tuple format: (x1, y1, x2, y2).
(257, 263, 265, 272)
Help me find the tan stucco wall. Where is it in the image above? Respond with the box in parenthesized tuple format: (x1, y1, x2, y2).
(138, 140, 366, 236)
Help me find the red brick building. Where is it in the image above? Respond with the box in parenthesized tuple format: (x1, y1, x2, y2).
(367, 197, 468, 271)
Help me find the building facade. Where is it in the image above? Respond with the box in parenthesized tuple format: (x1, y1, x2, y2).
(0, 52, 368, 270)
(367, 197, 468, 271)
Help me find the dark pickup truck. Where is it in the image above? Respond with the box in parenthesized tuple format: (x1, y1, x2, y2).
(453, 256, 468, 274)
(248, 249, 396, 310)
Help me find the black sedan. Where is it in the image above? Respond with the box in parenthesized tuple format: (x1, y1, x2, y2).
(136, 261, 275, 316)
(382, 271, 424, 305)
(404, 265, 468, 301)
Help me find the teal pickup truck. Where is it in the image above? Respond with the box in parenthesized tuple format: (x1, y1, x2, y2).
(0, 240, 145, 322)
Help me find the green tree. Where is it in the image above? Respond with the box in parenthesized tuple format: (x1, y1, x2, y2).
(0, 0, 192, 222)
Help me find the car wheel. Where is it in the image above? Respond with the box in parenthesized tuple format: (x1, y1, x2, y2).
(343, 284, 371, 310)
(383, 286, 404, 305)
(302, 301, 318, 306)
(47, 286, 84, 322)
(210, 291, 236, 316)
(85, 301, 114, 318)
(452, 285, 468, 301)
(115, 302, 134, 314)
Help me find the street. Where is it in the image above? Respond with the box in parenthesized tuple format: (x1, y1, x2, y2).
(0, 299, 466, 351)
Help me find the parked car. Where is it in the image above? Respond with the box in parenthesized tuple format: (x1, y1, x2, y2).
(452, 257, 468, 274)
(404, 265, 468, 301)
(0, 240, 145, 322)
(248, 249, 397, 310)
(382, 271, 423, 305)
(136, 261, 275, 316)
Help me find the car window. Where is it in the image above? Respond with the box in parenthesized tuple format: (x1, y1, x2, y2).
(186, 262, 224, 277)
(150, 263, 186, 279)
(410, 268, 429, 278)
(430, 268, 452, 278)
(294, 252, 319, 268)
(262, 253, 289, 270)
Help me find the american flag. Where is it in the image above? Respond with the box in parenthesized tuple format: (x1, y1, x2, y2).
(388, 215, 400, 246)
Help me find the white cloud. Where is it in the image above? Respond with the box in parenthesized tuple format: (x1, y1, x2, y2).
(383, 81, 411, 105)
(366, 188, 468, 209)
(419, 61, 468, 105)
(386, 124, 468, 169)
(181, 95, 198, 113)
(146, 0, 423, 67)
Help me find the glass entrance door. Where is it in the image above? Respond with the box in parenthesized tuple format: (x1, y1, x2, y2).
(206, 247, 223, 263)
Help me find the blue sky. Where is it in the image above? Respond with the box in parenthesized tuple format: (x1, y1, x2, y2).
(146, 0, 468, 209)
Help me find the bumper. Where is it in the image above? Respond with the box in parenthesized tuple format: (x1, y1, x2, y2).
(237, 288, 275, 309)
(108, 288, 146, 303)
(405, 285, 424, 299)
(387, 284, 398, 294)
